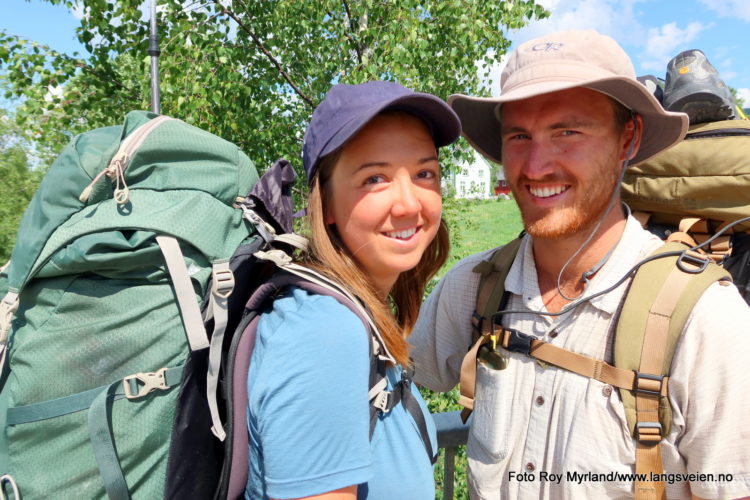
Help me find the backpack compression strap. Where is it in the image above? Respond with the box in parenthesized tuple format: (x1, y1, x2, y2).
(6, 365, 185, 500)
(458, 238, 521, 422)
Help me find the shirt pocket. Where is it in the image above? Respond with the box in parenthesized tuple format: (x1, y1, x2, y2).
(467, 361, 519, 461)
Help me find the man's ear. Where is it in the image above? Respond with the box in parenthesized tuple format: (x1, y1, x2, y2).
(621, 113, 644, 161)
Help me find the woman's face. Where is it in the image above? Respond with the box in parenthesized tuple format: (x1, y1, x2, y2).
(324, 113, 442, 297)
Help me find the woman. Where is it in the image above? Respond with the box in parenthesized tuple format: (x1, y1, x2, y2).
(246, 81, 460, 499)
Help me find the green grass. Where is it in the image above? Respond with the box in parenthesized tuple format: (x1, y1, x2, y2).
(421, 197, 523, 498)
(443, 197, 523, 272)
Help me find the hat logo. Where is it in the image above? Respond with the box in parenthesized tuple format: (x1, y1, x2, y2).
(532, 42, 564, 52)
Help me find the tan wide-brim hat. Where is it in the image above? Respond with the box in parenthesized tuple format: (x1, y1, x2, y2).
(449, 30, 688, 165)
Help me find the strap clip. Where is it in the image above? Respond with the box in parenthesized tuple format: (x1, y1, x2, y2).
(212, 268, 235, 298)
(371, 390, 391, 413)
(635, 421, 663, 444)
(123, 368, 170, 399)
(676, 250, 710, 274)
(240, 204, 276, 243)
(504, 328, 534, 356)
(634, 371, 665, 397)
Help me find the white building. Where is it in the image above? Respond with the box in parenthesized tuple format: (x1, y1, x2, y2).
(451, 150, 492, 199)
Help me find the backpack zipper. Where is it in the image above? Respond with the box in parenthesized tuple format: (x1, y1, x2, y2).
(79, 115, 174, 204)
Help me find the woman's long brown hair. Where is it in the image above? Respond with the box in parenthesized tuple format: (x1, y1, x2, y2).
(301, 119, 450, 366)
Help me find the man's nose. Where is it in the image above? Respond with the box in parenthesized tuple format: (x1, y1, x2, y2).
(522, 139, 556, 180)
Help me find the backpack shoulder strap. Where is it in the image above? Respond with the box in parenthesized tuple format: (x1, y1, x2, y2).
(458, 238, 522, 422)
(471, 238, 523, 338)
(457, 238, 731, 498)
(615, 241, 730, 500)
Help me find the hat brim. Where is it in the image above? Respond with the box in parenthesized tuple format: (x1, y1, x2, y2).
(319, 93, 462, 160)
(449, 77, 688, 165)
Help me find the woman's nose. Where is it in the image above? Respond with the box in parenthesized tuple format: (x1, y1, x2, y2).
(391, 176, 421, 217)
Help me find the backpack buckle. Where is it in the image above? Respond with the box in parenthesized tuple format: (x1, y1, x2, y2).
(635, 421, 663, 444)
(212, 268, 235, 298)
(123, 367, 170, 399)
(634, 371, 666, 397)
(504, 328, 534, 356)
(676, 250, 710, 274)
(371, 390, 391, 414)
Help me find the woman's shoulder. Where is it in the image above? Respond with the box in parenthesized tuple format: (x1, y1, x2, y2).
(257, 285, 370, 355)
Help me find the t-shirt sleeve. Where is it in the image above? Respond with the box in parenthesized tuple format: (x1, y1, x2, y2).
(669, 282, 750, 498)
(248, 289, 372, 499)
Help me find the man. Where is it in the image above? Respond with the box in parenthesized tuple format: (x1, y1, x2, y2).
(410, 30, 750, 499)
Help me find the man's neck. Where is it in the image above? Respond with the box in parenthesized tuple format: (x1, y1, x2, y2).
(532, 214, 628, 314)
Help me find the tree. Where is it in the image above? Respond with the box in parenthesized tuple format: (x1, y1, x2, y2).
(0, 107, 43, 262)
(0, 0, 548, 179)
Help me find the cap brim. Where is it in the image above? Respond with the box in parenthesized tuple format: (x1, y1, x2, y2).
(320, 93, 462, 159)
(449, 77, 688, 165)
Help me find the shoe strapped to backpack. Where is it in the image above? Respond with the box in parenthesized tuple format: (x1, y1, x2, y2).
(662, 49, 737, 124)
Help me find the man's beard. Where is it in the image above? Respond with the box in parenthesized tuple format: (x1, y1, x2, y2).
(512, 163, 621, 239)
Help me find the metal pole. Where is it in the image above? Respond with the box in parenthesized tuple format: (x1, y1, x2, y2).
(149, 0, 161, 114)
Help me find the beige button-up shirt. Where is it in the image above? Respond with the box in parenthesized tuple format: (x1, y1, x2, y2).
(410, 217, 750, 499)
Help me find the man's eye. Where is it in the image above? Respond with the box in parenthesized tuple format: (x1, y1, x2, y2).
(560, 130, 578, 136)
(506, 133, 529, 141)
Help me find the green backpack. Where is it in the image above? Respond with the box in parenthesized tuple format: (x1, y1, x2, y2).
(0, 111, 260, 498)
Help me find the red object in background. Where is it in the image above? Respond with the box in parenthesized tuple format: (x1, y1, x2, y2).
(494, 179, 511, 196)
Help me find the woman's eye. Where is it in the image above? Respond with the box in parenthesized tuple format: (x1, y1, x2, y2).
(364, 175, 386, 185)
(416, 169, 437, 180)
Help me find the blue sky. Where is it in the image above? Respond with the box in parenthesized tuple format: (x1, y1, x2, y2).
(2, 0, 750, 102)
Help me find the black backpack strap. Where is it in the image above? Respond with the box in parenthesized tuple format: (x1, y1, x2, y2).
(370, 362, 436, 464)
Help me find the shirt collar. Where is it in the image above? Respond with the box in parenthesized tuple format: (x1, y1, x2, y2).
(504, 216, 663, 316)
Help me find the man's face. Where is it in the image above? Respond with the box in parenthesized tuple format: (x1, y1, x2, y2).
(500, 87, 636, 240)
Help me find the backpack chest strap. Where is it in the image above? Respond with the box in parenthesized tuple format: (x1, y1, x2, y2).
(500, 328, 669, 396)
(457, 325, 670, 423)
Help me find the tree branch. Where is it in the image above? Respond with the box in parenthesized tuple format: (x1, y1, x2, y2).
(80, 66, 139, 99)
(213, 0, 315, 108)
(341, 1, 363, 66)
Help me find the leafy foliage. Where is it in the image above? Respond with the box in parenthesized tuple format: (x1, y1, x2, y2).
(0, 108, 44, 262)
(0, 0, 548, 180)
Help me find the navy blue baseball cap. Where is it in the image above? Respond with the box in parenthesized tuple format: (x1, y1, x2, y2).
(302, 81, 461, 183)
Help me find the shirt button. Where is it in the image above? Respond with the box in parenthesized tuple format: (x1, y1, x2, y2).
(549, 330, 558, 339)
(526, 462, 536, 472)
(602, 385, 613, 397)
(535, 395, 545, 406)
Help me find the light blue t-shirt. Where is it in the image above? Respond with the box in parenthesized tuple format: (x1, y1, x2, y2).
(245, 287, 436, 500)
